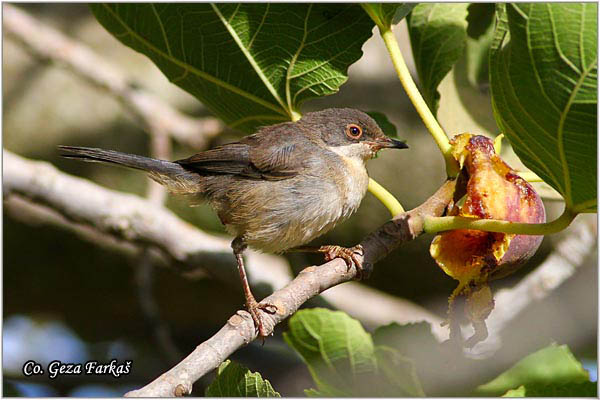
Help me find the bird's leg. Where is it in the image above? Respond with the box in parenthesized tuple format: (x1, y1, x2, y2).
(231, 237, 277, 337)
(289, 244, 365, 279)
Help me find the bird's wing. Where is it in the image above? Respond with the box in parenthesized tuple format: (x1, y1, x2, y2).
(176, 132, 310, 181)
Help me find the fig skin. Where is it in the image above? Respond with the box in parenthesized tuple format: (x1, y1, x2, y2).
(431, 134, 546, 286)
(430, 134, 546, 347)
(490, 172, 545, 280)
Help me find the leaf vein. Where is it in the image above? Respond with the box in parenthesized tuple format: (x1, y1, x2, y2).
(547, 4, 582, 75)
(248, 4, 269, 50)
(285, 4, 312, 113)
(520, 4, 561, 113)
(150, 4, 172, 56)
(101, 4, 287, 117)
(496, 30, 564, 191)
(210, 3, 290, 116)
(556, 58, 597, 206)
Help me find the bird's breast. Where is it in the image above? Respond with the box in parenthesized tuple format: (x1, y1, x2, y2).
(217, 152, 369, 253)
(334, 153, 370, 216)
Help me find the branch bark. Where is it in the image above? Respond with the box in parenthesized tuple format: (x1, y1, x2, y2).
(5, 5, 590, 396)
(3, 148, 456, 396)
(123, 180, 457, 397)
(134, 99, 183, 364)
(3, 149, 441, 325)
(3, 4, 223, 150)
(3, 149, 280, 286)
(5, 149, 590, 396)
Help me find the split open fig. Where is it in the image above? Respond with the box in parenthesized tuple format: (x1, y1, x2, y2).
(430, 134, 546, 347)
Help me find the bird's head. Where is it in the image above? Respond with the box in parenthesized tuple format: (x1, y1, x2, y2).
(299, 108, 408, 162)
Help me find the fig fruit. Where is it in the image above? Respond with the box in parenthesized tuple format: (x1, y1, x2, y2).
(430, 134, 545, 347)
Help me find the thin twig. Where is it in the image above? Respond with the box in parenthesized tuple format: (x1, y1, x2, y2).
(4, 195, 148, 261)
(3, 4, 223, 150)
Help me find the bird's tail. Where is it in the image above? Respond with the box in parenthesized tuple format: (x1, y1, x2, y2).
(58, 145, 203, 194)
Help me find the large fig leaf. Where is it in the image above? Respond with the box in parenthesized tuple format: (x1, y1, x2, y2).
(476, 344, 593, 396)
(283, 308, 424, 397)
(407, 3, 470, 116)
(361, 3, 415, 29)
(283, 308, 378, 396)
(490, 3, 597, 212)
(502, 382, 597, 397)
(90, 4, 374, 132)
(205, 360, 280, 397)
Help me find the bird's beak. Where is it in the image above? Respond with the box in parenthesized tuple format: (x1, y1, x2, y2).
(369, 137, 409, 150)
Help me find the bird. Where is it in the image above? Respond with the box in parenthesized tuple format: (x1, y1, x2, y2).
(59, 108, 408, 336)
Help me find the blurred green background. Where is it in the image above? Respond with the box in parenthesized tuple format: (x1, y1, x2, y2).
(3, 4, 596, 397)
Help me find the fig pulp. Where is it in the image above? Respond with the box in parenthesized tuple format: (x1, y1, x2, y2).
(430, 134, 545, 347)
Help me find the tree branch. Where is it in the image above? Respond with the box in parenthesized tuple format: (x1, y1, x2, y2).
(124, 180, 457, 397)
(3, 149, 442, 329)
(134, 101, 183, 364)
(3, 148, 456, 396)
(6, 149, 589, 396)
(3, 149, 279, 286)
(3, 4, 223, 150)
(3, 6, 450, 347)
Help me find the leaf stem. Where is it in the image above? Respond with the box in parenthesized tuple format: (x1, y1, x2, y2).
(516, 170, 544, 183)
(424, 207, 577, 235)
(378, 27, 459, 177)
(493, 133, 504, 154)
(368, 178, 405, 216)
(572, 199, 597, 214)
(360, 4, 384, 28)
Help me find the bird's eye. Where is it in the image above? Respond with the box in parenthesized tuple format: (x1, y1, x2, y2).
(345, 124, 363, 139)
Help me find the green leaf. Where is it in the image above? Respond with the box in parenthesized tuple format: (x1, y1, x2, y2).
(283, 308, 377, 396)
(442, 10, 497, 135)
(283, 308, 424, 397)
(502, 385, 528, 397)
(466, 3, 496, 40)
(365, 111, 398, 137)
(90, 4, 374, 132)
(361, 3, 415, 29)
(205, 360, 280, 397)
(502, 382, 597, 397)
(372, 322, 455, 396)
(303, 388, 325, 397)
(407, 3, 470, 116)
(465, 18, 494, 89)
(375, 345, 425, 397)
(476, 344, 591, 396)
(372, 322, 441, 362)
(489, 3, 598, 212)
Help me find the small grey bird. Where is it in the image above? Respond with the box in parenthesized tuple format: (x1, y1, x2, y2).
(59, 108, 408, 336)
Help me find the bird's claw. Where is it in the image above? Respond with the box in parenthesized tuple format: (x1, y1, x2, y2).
(246, 299, 277, 339)
(320, 244, 365, 280)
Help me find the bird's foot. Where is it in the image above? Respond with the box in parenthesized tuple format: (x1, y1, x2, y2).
(245, 298, 277, 338)
(319, 244, 365, 279)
